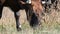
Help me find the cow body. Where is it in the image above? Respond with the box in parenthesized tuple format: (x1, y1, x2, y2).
(0, 0, 43, 31)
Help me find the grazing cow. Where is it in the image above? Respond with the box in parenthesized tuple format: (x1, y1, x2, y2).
(0, 0, 43, 31)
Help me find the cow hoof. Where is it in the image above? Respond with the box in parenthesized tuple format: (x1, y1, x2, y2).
(0, 16, 2, 19)
(17, 28, 22, 31)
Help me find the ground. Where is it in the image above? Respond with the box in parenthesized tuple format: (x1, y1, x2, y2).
(0, 2, 60, 34)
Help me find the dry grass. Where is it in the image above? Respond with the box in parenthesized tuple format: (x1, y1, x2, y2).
(0, 2, 60, 34)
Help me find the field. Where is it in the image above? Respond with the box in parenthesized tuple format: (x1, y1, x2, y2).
(0, 2, 60, 34)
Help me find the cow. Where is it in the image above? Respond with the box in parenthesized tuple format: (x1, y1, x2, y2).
(0, 0, 43, 31)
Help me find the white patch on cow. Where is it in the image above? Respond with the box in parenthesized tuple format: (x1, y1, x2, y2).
(19, 25, 21, 28)
(42, 1, 46, 4)
(26, 0, 31, 4)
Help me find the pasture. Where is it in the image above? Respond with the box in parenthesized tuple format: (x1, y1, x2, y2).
(0, 1, 60, 34)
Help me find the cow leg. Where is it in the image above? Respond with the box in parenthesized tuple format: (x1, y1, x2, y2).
(25, 5, 33, 21)
(25, 5, 38, 27)
(25, 8, 33, 21)
(25, 9, 38, 28)
(0, 4, 3, 19)
(14, 12, 21, 31)
(25, 8, 29, 20)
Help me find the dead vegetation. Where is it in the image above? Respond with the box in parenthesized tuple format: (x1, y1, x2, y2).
(0, 0, 60, 34)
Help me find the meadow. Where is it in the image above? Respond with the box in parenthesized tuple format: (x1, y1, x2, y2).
(0, 2, 60, 34)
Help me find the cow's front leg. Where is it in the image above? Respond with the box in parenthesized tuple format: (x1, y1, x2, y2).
(14, 12, 21, 31)
(0, 4, 3, 19)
